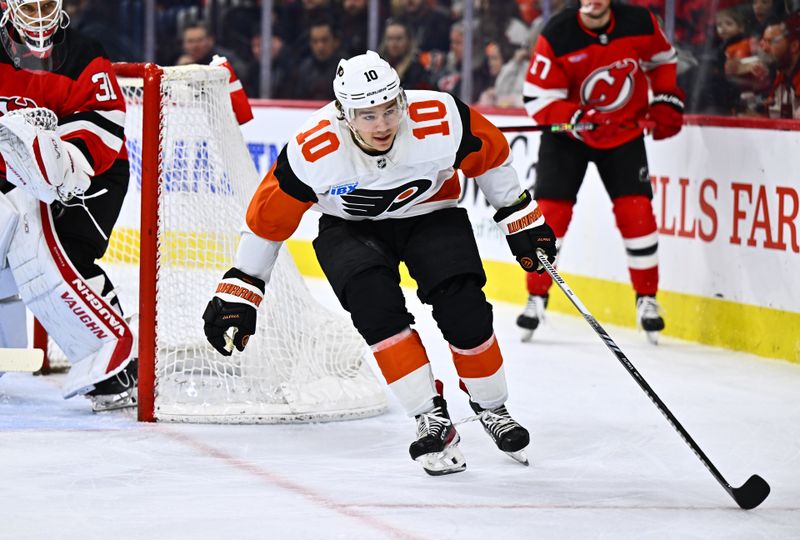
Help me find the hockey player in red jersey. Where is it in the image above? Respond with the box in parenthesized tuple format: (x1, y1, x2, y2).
(203, 50, 557, 475)
(0, 0, 137, 409)
(520, 0, 684, 343)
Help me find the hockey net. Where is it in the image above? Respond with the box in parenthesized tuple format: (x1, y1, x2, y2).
(40, 63, 387, 423)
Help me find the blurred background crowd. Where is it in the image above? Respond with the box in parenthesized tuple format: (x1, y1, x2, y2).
(66, 0, 800, 118)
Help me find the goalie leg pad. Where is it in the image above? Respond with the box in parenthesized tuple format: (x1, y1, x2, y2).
(0, 192, 20, 267)
(5, 189, 134, 398)
(0, 268, 24, 350)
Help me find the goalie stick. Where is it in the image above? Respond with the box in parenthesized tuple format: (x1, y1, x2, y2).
(535, 252, 770, 510)
(0, 348, 44, 372)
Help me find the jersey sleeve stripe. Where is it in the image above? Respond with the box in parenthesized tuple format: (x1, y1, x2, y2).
(273, 145, 319, 203)
(522, 82, 568, 100)
(58, 111, 125, 153)
(451, 95, 482, 169)
(641, 47, 678, 71)
(522, 83, 568, 118)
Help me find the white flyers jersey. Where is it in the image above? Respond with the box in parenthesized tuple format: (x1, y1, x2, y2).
(245, 90, 522, 242)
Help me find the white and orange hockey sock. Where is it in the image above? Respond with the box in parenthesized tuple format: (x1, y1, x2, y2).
(371, 328, 437, 417)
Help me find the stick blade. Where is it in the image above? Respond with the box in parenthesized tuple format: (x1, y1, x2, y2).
(732, 475, 770, 510)
(0, 348, 44, 372)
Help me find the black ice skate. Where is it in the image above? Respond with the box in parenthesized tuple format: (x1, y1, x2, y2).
(85, 358, 138, 412)
(469, 401, 530, 465)
(636, 295, 665, 344)
(410, 394, 466, 476)
(517, 294, 547, 342)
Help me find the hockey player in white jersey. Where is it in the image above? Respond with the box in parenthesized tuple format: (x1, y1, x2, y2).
(203, 51, 557, 475)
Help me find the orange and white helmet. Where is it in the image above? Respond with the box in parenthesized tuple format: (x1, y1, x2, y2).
(0, 0, 68, 57)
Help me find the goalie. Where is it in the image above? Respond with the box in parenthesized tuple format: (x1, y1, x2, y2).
(0, 0, 136, 410)
(203, 51, 557, 475)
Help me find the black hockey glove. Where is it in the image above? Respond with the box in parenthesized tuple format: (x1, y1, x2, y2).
(202, 267, 265, 356)
(493, 191, 557, 274)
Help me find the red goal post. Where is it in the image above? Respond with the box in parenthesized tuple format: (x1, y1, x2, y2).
(35, 63, 388, 424)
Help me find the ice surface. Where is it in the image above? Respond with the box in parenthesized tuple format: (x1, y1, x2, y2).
(1, 278, 798, 539)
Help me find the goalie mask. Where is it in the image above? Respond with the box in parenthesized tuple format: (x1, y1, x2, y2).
(333, 50, 407, 137)
(0, 0, 69, 69)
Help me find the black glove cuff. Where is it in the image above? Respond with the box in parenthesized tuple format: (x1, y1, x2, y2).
(652, 93, 684, 112)
(493, 190, 532, 223)
(222, 267, 266, 293)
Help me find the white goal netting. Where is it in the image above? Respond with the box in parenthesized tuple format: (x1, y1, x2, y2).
(45, 64, 387, 423)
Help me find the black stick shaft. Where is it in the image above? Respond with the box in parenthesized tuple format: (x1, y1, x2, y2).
(535, 253, 768, 508)
(499, 122, 596, 133)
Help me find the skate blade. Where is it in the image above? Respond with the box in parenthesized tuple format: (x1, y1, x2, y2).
(416, 445, 467, 476)
(645, 331, 660, 345)
(90, 391, 137, 412)
(520, 329, 534, 343)
(504, 449, 530, 466)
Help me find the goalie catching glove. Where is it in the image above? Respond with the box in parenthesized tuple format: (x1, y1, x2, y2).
(203, 267, 265, 356)
(494, 190, 557, 273)
(0, 108, 92, 203)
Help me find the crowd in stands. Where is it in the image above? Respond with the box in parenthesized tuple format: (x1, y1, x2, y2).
(65, 0, 800, 119)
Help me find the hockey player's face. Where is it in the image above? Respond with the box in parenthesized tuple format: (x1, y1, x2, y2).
(16, 0, 58, 26)
(579, 0, 611, 20)
(352, 100, 403, 151)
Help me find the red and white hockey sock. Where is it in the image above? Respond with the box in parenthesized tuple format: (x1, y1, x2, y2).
(612, 195, 659, 296)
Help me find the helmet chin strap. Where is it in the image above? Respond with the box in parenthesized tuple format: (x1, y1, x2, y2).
(345, 120, 399, 156)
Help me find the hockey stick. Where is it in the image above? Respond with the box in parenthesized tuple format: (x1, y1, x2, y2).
(535, 252, 770, 510)
(499, 119, 656, 134)
(0, 348, 44, 372)
(499, 122, 596, 133)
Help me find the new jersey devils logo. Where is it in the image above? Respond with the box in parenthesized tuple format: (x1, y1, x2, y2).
(580, 58, 638, 112)
(0, 96, 39, 116)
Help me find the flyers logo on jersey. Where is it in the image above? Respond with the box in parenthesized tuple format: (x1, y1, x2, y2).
(341, 178, 433, 217)
(580, 58, 638, 112)
(0, 96, 39, 116)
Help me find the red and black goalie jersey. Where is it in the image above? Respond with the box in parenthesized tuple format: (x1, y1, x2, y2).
(523, 4, 677, 149)
(0, 28, 126, 181)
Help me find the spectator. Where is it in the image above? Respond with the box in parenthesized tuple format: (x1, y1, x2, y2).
(750, 0, 787, 49)
(379, 19, 432, 90)
(176, 22, 247, 78)
(284, 20, 342, 100)
(479, 38, 535, 108)
(478, 0, 529, 54)
(706, 7, 758, 113)
(431, 21, 485, 102)
(477, 42, 511, 106)
(217, 0, 262, 63)
(762, 14, 800, 117)
(286, 0, 340, 63)
(340, 0, 387, 57)
(243, 32, 294, 98)
(64, 0, 136, 61)
(398, 0, 452, 54)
